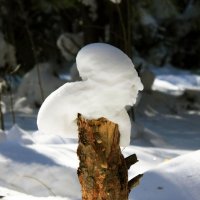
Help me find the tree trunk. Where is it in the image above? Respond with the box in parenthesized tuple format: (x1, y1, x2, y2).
(109, 0, 133, 58)
(0, 91, 4, 130)
(77, 114, 128, 200)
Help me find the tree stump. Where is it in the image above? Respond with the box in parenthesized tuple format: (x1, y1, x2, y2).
(77, 114, 142, 200)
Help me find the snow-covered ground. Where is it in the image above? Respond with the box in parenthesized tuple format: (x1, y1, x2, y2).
(0, 65, 200, 199)
(152, 64, 200, 94)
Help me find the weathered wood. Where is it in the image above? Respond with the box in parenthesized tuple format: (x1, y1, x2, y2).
(125, 154, 138, 169)
(128, 174, 143, 193)
(77, 114, 128, 200)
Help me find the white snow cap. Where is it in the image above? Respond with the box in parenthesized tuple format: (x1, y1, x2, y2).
(37, 43, 143, 146)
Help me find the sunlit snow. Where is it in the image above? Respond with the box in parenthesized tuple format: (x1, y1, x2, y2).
(0, 45, 199, 200)
(37, 43, 143, 146)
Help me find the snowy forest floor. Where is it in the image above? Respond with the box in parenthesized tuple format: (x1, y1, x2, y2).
(0, 67, 200, 200)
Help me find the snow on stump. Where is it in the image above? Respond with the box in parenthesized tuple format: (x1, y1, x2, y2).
(37, 43, 143, 199)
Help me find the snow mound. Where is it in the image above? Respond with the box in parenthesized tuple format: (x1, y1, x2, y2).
(37, 43, 143, 146)
(152, 65, 200, 94)
(0, 141, 80, 198)
(16, 62, 65, 107)
(0, 124, 198, 199)
(5, 124, 34, 145)
(131, 150, 200, 200)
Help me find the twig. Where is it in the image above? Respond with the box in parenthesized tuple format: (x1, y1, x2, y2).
(116, 2, 128, 54)
(125, 154, 138, 169)
(0, 90, 4, 130)
(128, 174, 143, 193)
(24, 175, 56, 196)
(6, 75, 16, 124)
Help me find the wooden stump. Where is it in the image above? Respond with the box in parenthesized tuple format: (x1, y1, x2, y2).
(77, 114, 142, 200)
(77, 114, 128, 199)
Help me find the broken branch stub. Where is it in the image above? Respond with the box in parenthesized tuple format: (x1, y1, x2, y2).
(77, 114, 128, 200)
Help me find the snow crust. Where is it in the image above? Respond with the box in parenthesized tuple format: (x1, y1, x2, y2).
(37, 43, 143, 146)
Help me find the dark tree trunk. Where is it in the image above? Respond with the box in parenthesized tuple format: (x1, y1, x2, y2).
(109, 0, 133, 57)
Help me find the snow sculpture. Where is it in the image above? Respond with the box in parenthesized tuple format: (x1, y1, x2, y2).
(37, 43, 143, 146)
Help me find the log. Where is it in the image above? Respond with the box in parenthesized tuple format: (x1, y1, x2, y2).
(77, 114, 128, 200)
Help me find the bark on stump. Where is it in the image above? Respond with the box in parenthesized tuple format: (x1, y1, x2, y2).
(77, 114, 130, 200)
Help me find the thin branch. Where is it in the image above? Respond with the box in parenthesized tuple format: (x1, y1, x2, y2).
(128, 174, 143, 193)
(6, 75, 15, 124)
(0, 90, 4, 130)
(125, 154, 138, 169)
(116, 2, 128, 54)
(83, 24, 125, 42)
(24, 175, 56, 196)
